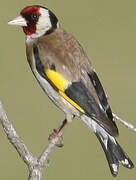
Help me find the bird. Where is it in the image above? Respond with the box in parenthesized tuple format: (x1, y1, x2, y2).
(8, 5, 134, 176)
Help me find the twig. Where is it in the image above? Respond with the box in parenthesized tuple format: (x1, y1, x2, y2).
(0, 101, 37, 165)
(0, 100, 136, 179)
(0, 101, 60, 180)
(113, 113, 136, 132)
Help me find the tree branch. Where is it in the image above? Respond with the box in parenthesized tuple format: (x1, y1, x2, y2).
(0, 101, 60, 180)
(113, 113, 136, 132)
(0, 100, 136, 179)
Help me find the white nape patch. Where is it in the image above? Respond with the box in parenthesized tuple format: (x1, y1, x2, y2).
(112, 163, 118, 172)
(121, 159, 129, 165)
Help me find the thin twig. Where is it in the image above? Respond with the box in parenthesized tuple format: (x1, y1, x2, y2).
(0, 101, 37, 165)
(113, 113, 136, 132)
(0, 101, 60, 180)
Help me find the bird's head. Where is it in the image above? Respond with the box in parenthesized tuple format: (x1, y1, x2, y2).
(8, 5, 59, 39)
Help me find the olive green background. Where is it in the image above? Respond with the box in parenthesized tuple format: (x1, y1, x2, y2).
(0, 0, 136, 179)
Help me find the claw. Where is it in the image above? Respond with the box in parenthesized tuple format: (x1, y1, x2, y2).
(48, 119, 68, 147)
(48, 129, 64, 147)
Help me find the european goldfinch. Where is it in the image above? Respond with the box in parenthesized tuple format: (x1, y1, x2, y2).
(8, 5, 134, 176)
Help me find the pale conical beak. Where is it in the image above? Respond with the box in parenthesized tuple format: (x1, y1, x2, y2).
(8, 16, 27, 27)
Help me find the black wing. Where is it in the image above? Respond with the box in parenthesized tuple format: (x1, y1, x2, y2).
(88, 71, 113, 121)
(65, 78, 118, 137)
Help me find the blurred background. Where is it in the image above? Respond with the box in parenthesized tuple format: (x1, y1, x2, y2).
(0, 0, 136, 179)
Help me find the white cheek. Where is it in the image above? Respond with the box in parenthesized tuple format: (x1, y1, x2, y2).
(36, 8, 51, 35)
(36, 17, 50, 33)
(28, 8, 52, 39)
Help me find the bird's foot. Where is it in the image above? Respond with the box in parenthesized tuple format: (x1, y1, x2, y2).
(48, 119, 68, 147)
(48, 129, 64, 147)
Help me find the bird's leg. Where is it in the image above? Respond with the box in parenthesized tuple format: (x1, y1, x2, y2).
(48, 119, 68, 147)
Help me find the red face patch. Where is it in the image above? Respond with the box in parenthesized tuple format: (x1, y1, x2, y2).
(21, 6, 40, 16)
(20, 6, 41, 35)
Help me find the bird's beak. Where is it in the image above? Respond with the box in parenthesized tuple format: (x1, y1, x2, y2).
(8, 15, 27, 27)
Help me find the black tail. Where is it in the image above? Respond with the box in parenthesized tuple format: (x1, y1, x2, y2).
(81, 115, 134, 176)
(95, 130, 134, 176)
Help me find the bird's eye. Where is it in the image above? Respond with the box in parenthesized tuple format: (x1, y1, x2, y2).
(31, 14, 39, 21)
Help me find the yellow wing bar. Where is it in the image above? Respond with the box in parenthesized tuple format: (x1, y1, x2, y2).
(59, 91, 85, 113)
(46, 69, 69, 91)
(45, 69, 85, 113)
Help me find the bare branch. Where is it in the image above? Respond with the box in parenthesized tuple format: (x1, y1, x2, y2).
(38, 138, 58, 167)
(0, 100, 135, 180)
(0, 101, 37, 165)
(0, 101, 61, 180)
(113, 112, 136, 132)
